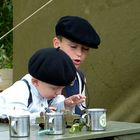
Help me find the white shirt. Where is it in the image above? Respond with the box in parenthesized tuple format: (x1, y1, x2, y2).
(0, 74, 65, 124)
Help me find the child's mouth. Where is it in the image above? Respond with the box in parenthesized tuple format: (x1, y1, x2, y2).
(73, 59, 81, 65)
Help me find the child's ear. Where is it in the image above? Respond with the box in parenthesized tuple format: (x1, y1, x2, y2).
(53, 37, 60, 48)
(32, 78, 39, 86)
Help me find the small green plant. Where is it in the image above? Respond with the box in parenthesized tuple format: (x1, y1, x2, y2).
(0, 45, 12, 68)
(0, 0, 13, 69)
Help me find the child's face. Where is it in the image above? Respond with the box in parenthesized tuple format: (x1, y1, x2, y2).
(32, 78, 64, 99)
(53, 37, 90, 69)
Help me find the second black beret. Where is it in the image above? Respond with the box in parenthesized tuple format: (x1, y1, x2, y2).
(55, 16, 101, 48)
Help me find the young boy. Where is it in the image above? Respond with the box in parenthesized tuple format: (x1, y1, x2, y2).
(0, 48, 85, 124)
(53, 16, 101, 115)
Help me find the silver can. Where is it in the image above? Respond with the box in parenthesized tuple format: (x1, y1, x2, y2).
(82, 108, 107, 131)
(45, 112, 65, 135)
(9, 115, 30, 137)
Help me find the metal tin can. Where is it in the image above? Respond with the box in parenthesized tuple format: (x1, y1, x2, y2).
(82, 108, 107, 131)
(45, 112, 65, 135)
(9, 115, 30, 137)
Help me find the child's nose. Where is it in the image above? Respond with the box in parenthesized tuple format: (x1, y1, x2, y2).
(77, 48, 83, 56)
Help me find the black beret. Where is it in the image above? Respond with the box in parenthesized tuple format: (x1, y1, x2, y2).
(55, 16, 101, 48)
(28, 48, 76, 86)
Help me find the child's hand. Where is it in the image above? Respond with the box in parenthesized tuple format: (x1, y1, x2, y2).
(40, 106, 57, 116)
(49, 106, 57, 112)
(64, 94, 86, 108)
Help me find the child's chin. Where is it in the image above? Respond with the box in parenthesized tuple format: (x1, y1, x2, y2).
(75, 65, 80, 69)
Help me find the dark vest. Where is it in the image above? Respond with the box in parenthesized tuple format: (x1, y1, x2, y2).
(62, 71, 85, 115)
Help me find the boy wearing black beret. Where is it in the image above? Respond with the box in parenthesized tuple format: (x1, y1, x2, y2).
(53, 16, 101, 115)
(0, 48, 85, 124)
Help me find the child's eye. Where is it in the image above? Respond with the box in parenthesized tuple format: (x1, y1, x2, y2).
(82, 47, 89, 51)
(70, 45, 77, 48)
(68, 43, 78, 48)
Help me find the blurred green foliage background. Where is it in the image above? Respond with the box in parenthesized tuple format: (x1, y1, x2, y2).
(0, 0, 13, 68)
